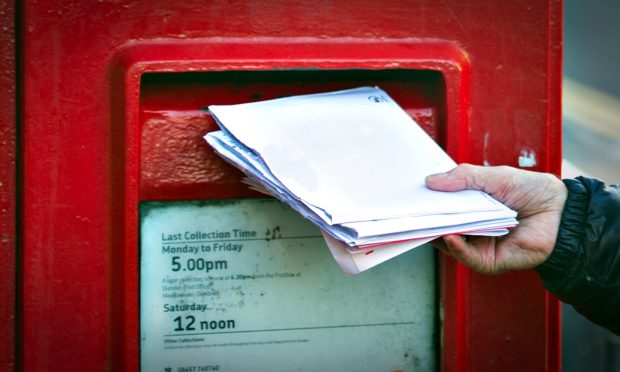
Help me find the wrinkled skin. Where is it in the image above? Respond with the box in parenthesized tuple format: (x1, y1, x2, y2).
(425, 164, 568, 274)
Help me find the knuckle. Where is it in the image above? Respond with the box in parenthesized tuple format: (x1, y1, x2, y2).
(496, 165, 512, 175)
(451, 164, 478, 190)
(458, 163, 475, 173)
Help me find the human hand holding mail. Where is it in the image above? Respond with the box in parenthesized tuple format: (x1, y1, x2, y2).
(426, 164, 566, 274)
(205, 87, 517, 274)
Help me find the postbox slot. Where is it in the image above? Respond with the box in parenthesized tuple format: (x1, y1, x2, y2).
(139, 69, 446, 201)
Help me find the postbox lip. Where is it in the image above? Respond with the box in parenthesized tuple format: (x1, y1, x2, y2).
(111, 37, 473, 179)
(111, 37, 471, 75)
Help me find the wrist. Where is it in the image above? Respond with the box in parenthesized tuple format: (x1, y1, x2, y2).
(535, 178, 586, 282)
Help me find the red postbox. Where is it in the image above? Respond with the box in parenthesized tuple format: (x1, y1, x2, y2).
(3, 0, 562, 370)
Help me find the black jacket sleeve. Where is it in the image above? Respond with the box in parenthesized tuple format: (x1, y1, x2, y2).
(535, 176, 620, 334)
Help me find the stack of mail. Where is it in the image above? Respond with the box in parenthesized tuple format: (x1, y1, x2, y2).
(204, 87, 517, 275)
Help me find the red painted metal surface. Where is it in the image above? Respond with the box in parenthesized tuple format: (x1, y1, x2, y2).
(19, 1, 562, 371)
(0, 0, 16, 369)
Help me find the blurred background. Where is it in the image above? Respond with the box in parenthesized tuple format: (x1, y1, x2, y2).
(561, 1, 620, 370)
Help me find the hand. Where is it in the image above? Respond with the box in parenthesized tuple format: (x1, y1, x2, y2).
(425, 164, 568, 274)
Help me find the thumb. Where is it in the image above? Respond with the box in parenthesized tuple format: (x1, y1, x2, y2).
(425, 163, 485, 192)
